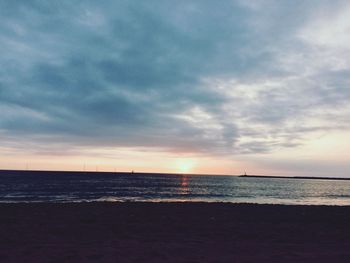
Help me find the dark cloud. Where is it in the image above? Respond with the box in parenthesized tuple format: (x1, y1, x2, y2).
(0, 0, 349, 156)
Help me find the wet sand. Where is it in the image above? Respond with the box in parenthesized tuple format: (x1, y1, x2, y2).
(0, 202, 349, 263)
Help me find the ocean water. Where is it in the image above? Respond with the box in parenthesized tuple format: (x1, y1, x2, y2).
(0, 171, 350, 205)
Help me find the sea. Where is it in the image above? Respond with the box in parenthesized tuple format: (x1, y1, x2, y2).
(0, 170, 350, 205)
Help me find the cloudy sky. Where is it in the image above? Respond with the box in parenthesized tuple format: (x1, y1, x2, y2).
(1, 0, 350, 176)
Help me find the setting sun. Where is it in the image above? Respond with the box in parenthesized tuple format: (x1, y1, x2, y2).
(176, 158, 196, 174)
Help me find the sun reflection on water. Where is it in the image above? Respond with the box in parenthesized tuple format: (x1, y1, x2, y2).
(179, 175, 190, 195)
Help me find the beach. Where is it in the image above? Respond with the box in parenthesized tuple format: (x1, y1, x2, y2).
(0, 202, 349, 263)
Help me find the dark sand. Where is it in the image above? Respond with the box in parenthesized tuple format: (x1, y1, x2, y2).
(0, 202, 349, 263)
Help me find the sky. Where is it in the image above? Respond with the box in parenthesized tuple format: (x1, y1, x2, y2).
(0, 0, 350, 176)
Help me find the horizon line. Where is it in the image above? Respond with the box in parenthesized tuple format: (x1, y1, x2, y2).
(0, 169, 349, 180)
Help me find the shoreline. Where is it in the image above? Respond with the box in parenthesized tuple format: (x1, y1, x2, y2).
(1, 202, 349, 262)
(0, 200, 350, 207)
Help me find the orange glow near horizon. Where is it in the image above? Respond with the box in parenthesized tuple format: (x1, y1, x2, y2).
(0, 148, 244, 175)
(2, 132, 350, 177)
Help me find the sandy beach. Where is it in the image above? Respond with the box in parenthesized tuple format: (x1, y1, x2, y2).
(0, 202, 349, 263)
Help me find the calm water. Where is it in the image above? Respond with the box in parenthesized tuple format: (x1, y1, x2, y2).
(0, 171, 350, 205)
